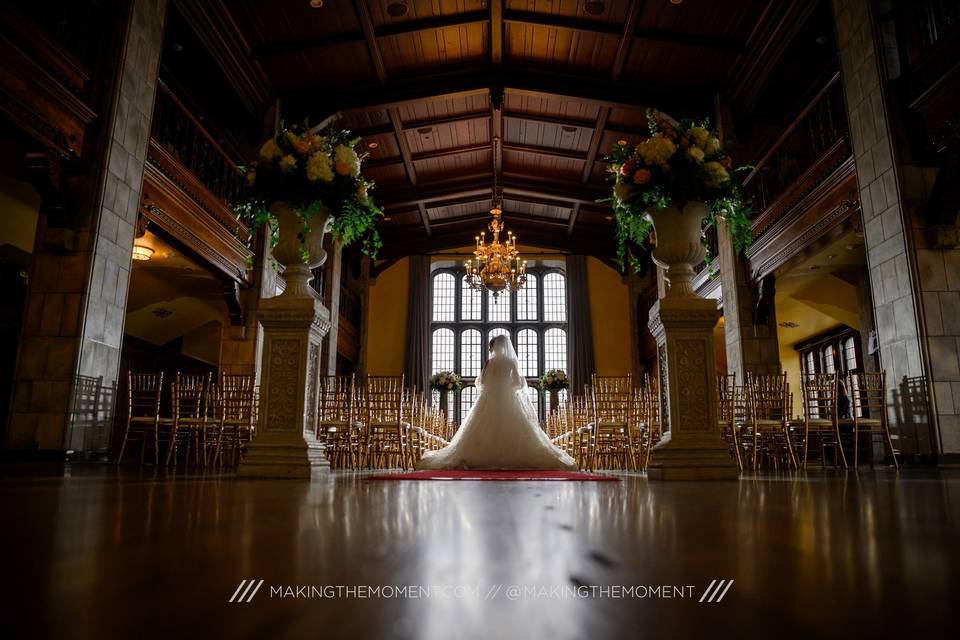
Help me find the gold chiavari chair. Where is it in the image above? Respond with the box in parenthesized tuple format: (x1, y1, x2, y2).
(643, 375, 662, 469)
(166, 372, 211, 466)
(118, 372, 170, 465)
(590, 374, 634, 470)
(216, 373, 257, 467)
(745, 372, 798, 471)
(317, 374, 360, 469)
(567, 395, 591, 470)
(629, 384, 649, 471)
(717, 373, 742, 471)
(841, 371, 898, 468)
(363, 375, 409, 469)
(799, 373, 846, 469)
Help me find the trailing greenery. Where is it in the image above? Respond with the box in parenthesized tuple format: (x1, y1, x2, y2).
(601, 109, 753, 272)
(232, 119, 384, 261)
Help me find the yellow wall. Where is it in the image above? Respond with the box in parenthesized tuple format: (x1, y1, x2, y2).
(365, 257, 409, 374)
(775, 272, 861, 398)
(586, 257, 632, 375)
(0, 175, 40, 254)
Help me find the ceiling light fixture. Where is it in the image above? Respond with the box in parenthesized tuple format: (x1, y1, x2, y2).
(387, 2, 408, 17)
(132, 244, 154, 261)
(669, 0, 684, 5)
(309, 0, 324, 8)
(367, 141, 379, 149)
(584, 1, 606, 15)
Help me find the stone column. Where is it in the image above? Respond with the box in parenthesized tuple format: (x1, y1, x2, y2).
(219, 229, 280, 381)
(646, 296, 739, 480)
(833, 0, 946, 457)
(320, 238, 342, 375)
(236, 288, 331, 479)
(716, 221, 782, 381)
(6, 0, 166, 453)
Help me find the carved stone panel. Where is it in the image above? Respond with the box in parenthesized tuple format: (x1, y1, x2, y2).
(674, 338, 709, 431)
(266, 338, 300, 431)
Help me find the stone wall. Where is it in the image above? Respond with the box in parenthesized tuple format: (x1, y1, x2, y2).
(7, 0, 167, 452)
(832, 0, 954, 456)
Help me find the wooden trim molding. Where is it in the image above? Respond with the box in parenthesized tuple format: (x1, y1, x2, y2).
(141, 139, 252, 284)
(746, 156, 859, 280)
(0, 32, 97, 158)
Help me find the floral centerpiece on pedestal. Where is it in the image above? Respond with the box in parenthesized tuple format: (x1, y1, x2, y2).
(430, 371, 463, 420)
(233, 120, 384, 270)
(430, 372, 464, 393)
(605, 110, 752, 296)
(538, 369, 570, 392)
(539, 369, 569, 414)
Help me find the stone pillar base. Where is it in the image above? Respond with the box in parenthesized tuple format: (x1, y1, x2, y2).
(236, 293, 331, 479)
(648, 296, 738, 481)
(237, 432, 329, 479)
(647, 433, 739, 480)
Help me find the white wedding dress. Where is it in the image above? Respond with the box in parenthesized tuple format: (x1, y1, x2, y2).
(417, 336, 577, 471)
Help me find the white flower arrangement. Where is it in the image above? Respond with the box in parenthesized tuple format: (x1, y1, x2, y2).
(429, 371, 463, 392)
(539, 369, 570, 391)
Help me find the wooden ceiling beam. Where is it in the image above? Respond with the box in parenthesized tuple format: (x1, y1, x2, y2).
(503, 110, 597, 130)
(251, 9, 489, 60)
(429, 211, 569, 229)
(502, 142, 586, 161)
(377, 175, 605, 209)
(173, 0, 272, 117)
(491, 0, 504, 66)
(567, 202, 582, 236)
(286, 66, 710, 117)
(417, 202, 432, 237)
(353, 0, 387, 84)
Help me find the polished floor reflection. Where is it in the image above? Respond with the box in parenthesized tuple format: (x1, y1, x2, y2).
(3, 466, 959, 639)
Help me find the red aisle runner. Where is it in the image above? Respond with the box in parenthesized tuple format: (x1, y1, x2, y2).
(367, 470, 618, 481)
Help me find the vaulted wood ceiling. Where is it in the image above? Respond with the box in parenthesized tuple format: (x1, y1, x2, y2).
(217, 0, 798, 260)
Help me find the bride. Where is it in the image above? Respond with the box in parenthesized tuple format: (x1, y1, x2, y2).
(417, 335, 577, 470)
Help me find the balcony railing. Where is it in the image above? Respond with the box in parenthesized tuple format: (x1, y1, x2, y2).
(142, 80, 252, 284)
(743, 72, 849, 237)
(150, 80, 245, 206)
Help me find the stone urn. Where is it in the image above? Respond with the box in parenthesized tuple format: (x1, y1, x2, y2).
(645, 201, 709, 298)
(270, 201, 332, 299)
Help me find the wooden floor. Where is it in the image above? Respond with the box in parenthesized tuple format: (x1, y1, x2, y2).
(3, 466, 960, 639)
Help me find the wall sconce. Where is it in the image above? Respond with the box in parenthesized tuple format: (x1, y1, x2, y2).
(132, 244, 154, 261)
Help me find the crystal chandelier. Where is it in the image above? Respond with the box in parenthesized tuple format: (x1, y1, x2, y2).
(465, 193, 526, 300)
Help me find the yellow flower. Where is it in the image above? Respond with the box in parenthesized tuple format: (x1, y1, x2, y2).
(704, 137, 721, 155)
(637, 135, 676, 166)
(258, 139, 281, 161)
(703, 161, 730, 187)
(687, 146, 705, 163)
(306, 152, 334, 182)
(687, 126, 710, 148)
(334, 144, 360, 177)
(279, 154, 297, 173)
(356, 183, 369, 202)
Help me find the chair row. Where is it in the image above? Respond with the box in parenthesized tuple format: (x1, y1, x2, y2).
(317, 374, 451, 470)
(718, 370, 898, 471)
(118, 371, 258, 467)
(549, 373, 662, 472)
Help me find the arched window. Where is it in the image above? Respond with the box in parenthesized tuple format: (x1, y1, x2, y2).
(460, 386, 478, 419)
(544, 328, 567, 371)
(516, 329, 538, 376)
(461, 277, 481, 321)
(431, 328, 455, 373)
(432, 273, 455, 321)
(543, 272, 566, 321)
(516, 274, 538, 320)
(460, 329, 482, 377)
(429, 268, 568, 424)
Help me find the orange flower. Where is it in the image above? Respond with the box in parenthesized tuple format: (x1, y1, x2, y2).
(335, 161, 352, 176)
(293, 139, 311, 154)
(620, 159, 636, 176)
(633, 168, 651, 184)
(720, 156, 733, 169)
